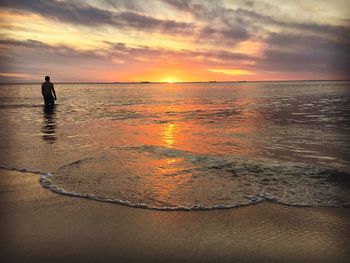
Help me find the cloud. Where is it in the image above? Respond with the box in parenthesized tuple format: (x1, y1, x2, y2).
(0, 1, 349, 81)
(0, 38, 110, 81)
(98, 0, 145, 11)
(257, 32, 350, 77)
(0, 0, 252, 46)
(198, 24, 250, 45)
(233, 7, 349, 38)
(116, 11, 192, 33)
(0, 38, 255, 82)
(0, 0, 194, 34)
(207, 68, 254, 75)
(161, 0, 206, 13)
(103, 40, 253, 67)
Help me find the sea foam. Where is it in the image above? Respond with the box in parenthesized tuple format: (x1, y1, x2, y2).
(2, 144, 349, 210)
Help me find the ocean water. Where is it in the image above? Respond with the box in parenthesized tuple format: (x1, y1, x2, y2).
(1, 81, 350, 209)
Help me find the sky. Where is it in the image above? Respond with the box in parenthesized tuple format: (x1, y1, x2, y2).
(0, 0, 349, 82)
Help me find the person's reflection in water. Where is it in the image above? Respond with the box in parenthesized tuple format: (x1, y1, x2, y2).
(42, 105, 57, 144)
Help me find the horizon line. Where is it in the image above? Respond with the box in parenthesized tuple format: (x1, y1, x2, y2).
(0, 79, 349, 85)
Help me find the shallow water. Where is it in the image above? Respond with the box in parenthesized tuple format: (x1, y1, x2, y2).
(1, 81, 350, 209)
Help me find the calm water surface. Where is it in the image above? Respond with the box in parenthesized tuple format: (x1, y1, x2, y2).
(1, 81, 349, 209)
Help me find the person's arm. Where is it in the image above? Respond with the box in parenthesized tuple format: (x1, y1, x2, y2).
(51, 84, 57, 100)
(41, 84, 44, 96)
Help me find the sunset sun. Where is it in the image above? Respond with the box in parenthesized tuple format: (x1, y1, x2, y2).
(161, 77, 179, 83)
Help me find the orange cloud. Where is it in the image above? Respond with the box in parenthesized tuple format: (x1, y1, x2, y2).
(207, 69, 255, 76)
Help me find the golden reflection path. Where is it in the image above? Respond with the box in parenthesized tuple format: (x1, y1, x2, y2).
(154, 113, 193, 202)
(162, 123, 176, 148)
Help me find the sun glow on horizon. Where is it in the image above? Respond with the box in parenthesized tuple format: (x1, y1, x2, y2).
(161, 77, 180, 83)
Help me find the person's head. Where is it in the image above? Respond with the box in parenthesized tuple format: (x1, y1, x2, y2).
(45, 76, 50, 82)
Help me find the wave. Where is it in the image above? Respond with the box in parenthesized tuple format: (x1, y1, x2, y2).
(2, 145, 350, 210)
(0, 164, 255, 210)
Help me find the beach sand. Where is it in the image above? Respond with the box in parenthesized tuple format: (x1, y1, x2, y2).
(1, 169, 349, 263)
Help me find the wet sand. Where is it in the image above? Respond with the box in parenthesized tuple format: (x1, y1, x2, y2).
(1, 170, 349, 263)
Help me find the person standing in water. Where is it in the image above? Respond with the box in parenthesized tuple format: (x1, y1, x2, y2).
(42, 76, 57, 107)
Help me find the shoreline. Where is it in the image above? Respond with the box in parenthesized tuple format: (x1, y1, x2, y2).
(2, 166, 347, 211)
(1, 170, 350, 263)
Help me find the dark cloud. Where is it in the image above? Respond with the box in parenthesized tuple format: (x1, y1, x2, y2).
(258, 32, 350, 76)
(161, 0, 206, 13)
(198, 24, 250, 45)
(0, 38, 108, 81)
(243, 1, 255, 7)
(267, 33, 350, 52)
(162, 0, 192, 10)
(234, 8, 350, 37)
(0, 0, 194, 34)
(0, 39, 49, 49)
(100, 0, 144, 11)
(0, 0, 251, 46)
(161, 2, 252, 45)
(0, 0, 115, 26)
(161, 2, 349, 47)
(4, 0, 345, 44)
(117, 11, 191, 33)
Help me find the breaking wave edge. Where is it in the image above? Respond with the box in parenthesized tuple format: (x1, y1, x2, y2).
(1, 164, 349, 211)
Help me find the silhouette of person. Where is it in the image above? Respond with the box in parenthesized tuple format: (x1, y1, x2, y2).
(42, 76, 57, 107)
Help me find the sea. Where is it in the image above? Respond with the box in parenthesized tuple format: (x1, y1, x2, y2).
(0, 81, 349, 210)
